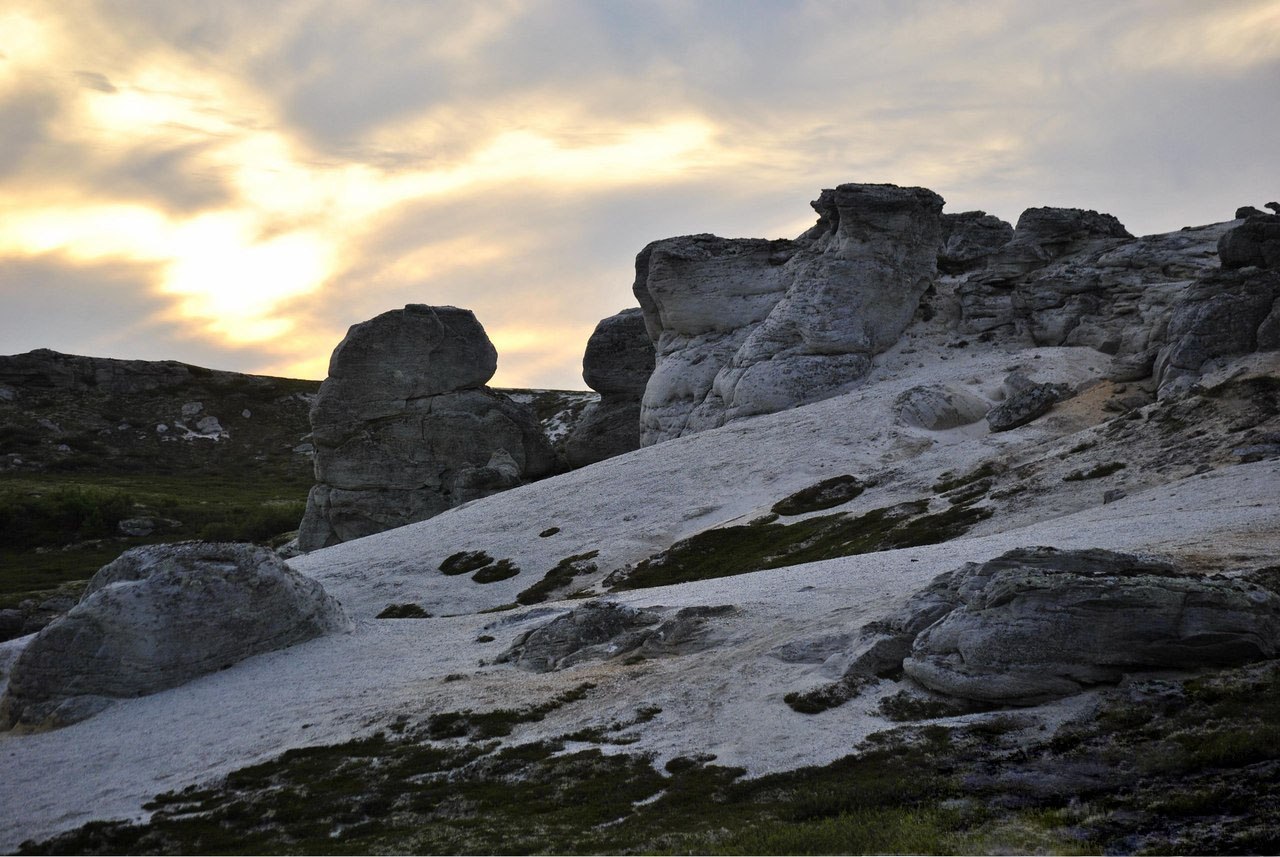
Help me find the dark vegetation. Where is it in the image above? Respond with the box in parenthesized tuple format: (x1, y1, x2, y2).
(1063, 461, 1127, 481)
(770, 474, 865, 516)
(0, 475, 310, 609)
(609, 500, 991, 591)
(438, 551, 494, 576)
(375, 603, 432, 619)
(516, 551, 600, 605)
(0, 370, 318, 609)
(19, 659, 1280, 854)
(471, 559, 520, 584)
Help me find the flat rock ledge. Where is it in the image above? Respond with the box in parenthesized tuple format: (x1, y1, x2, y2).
(0, 542, 350, 731)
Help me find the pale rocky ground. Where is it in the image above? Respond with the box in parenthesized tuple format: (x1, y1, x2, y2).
(1, 336, 1277, 851)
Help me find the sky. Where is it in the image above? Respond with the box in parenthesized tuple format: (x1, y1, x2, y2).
(0, 1, 1277, 389)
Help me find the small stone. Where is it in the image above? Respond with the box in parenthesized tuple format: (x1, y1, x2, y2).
(1103, 489, 1127, 504)
(180, 401, 203, 417)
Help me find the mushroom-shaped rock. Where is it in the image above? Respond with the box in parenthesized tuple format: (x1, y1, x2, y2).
(562, 308, 655, 468)
(299, 305, 556, 550)
(0, 543, 350, 730)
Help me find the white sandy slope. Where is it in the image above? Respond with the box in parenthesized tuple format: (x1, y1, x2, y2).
(1, 345, 1277, 851)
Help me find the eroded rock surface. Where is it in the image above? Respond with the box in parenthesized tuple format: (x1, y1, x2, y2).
(298, 305, 556, 550)
(498, 601, 734, 672)
(562, 308, 654, 467)
(866, 547, 1280, 706)
(938, 210, 1013, 274)
(636, 183, 944, 444)
(0, 543, 350, 730)
(894, 384, 990, 430)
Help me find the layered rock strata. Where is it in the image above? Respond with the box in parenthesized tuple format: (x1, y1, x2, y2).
(635, 183, 944, 444)
(298, 305, 555, 551)
(0, 542, 350, 730)
(562, 308, 654, 467)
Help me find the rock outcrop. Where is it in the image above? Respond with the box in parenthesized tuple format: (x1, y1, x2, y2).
(0, 543, 350, 730)
(938, 210, 1013, 274)
(561, 308, 654, 467)
(894, 384, 990, 430)
(498, 601, 734, 672)
(835, 547, 1280, 707)
(298, 305, 556, 551)
(956, 209, 1227, 382)
(636, 183, 944, 444)
(1219, 212, 1280, 271)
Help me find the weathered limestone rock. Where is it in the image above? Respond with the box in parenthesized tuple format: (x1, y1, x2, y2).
(636, 183, 944, 444)
(498, 601, 734, 672)
(840, 547, 1280, 707)
(1154, 268, 1280, 393)
(0, 543, 350, 730)
(986, 372, 1070, 432)
(956, 210, 1229, 381)
(562, 308, 654, 468)
(1218, 213, 1280, 271)
(938, 210, 1013, 274)
(298, 305, 555, 550)
(903, 548, 1280, 705)
(894, 384, 990, 430)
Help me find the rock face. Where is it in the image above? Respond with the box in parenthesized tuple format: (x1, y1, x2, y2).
(1219, 213, 1280, 271)
(562, 308, 654, 467)
(985, 372, 1071, 432)
(0, 543, 350, 730)
(498, 602, 734, 672)
(956, 208, 1228, 381)
(635, 183, 944, 444)
(938, 211, 1013, 274)
(298, 305, 556, 551)
(841, 547, 1280, 706)
(1154, 268, 1280, 392)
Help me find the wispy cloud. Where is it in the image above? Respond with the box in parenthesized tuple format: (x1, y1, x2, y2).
(0, 0, 1276, 386)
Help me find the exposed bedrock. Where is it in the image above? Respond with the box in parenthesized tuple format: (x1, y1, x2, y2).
(298, 305, 555, 551)
(1154, 267, 1280, 393)
(0, 543, 350, 730)
(956, 208, 1230, 382)
(562, 308, 655, 468)
(1219, 212, 1280, 271)
(834, 547, 1280, 707)
(938, 210, 1013, 274)
(498, 601, 735, 672)
(635, 183, 944, 445)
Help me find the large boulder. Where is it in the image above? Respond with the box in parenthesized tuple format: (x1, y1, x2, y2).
(562, 308, 654, 467)
(635, 183, 944, 444)
(0, 543, 350, 730)
(840, 547, 1280, 707)
(298, 305, 556, 551)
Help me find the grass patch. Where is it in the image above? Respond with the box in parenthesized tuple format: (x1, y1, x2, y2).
(375, 603, 432, 619)
(771, 475, 865, 516)
(516, 550, 599, 605)
(472, 559, 520, 584)
(932, 462, 1000, 493)
(1063, 461, 1127, 481)
(439, 550, 493, 576)
(425, 682, 597, 741)
(0, 473, 312, 605)
(610, 500, 991, 591)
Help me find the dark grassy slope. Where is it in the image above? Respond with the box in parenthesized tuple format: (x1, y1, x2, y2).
(22, 661, 1280, 855)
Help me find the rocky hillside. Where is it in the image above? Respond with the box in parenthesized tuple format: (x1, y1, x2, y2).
(1, 190, 1278, 854)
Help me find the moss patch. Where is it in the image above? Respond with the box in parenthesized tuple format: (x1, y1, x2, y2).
(771, 475, 865, 516)
(1063, 461, 1126, 481)
(516, 550, 599, 605)
(610, 500, 992, 591)
(471, 559, 520, 584)
(375, 603, 432, 619)
(439, 551, 494, 576)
